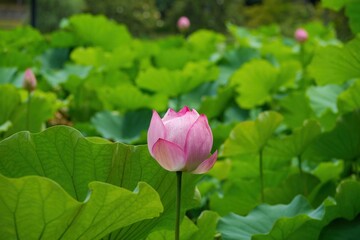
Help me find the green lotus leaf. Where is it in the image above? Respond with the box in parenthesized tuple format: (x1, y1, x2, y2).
(265, 173, 321, 204)
(345, 2, 360, 34)
(199, 86, 234, 119)
(136, 61, 218, 97)
(0, 85, 59, 138)
(0, 174, 162, 240)
(264, 120, 321, 161)
(146, 216, 198, 240)
(218, 195, 325, 240)
(98, 84, 168, 111)
(306, 111, 360, 161)
(320, 216, 360, 240)
(91, 109, 151, 143)
(154, 47, 190, 70)
(70, 46, 135, 70)
(306, 85, 343, 117)
(221, 111, 283, 157)
(64, 14, 132, 50)
(279, 90, 314, 128)
(186, 29, 225, 60)
(0, 126, 199, 239)
(337, 78, 360, 114)
(231, 59, 299, 108)
(0, 85, 20, 126)
(309, 37, 360, 85)
(218, 180, 360, 240)
(210, 178, 261, 216)
(0, 67, 17, 84)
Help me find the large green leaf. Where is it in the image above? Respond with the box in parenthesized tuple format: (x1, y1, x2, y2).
(64, 14, 132, 50)
(0, 85, 58, 138)
(320, 216, 360, 240)
(91, 109, 151, 143)
(322, 0, 360, 34)
(231, 59, 298, 108)
(0, 27, 46, 67)
(279, 91, 314, 128)
(190, 211, 220, 240)
(0, 67, 17, 84)
(231, 60, 277, 108)
(136, 61, 218, 97)
(210, 178, 261, 216)
(265, 120, 321, 160)
(337, 78, 360, 113)
(265, 173, 321, 204)
(221, 111, 283, 157)
(319, 180, 360, 240)
(218, 179, 360, 240)
(146, 211, 219, 240)
(306, 85, 343, 117)
(0, 174, 162, 240)
(154, 47, 190, 70)
(146, 216, 198, 240)
(198, 86, 234, 119)
(0, 85, 20, 126)
(345, 2, 360, 34)
(309, 37, 360, 85)
(209, 160, 289, 216)
(218, 195, 325, 240)
(186, 30, 225, 60)
(0, 126, 199, 239)
(324, 180, 360, 221)
(312, 161, 343, 183)
(41, 64, 92, 88)
(98, 84, 168, 111)
(4, 91, 59, 137)
(306, 111, 360, 161)
(70, 46, 135, 70)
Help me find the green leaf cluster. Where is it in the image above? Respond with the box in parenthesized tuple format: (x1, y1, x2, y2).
(1, 11, 360, 239)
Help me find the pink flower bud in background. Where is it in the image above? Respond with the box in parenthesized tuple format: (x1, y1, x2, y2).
(177, 16, 190, 32)
(23, 68, 37, 92)
(147, 106, 217, 174)
(294, 28, 308, 43)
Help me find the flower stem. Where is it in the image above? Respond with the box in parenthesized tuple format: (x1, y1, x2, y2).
(26, 90, 32, 130)
(175, 171, 182, 240)
(259, 149, 264, 202)
(300, 43, 305, 69)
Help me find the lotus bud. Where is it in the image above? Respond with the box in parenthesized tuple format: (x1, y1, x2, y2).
(23, 68, 37, 92)
(294, 28, 308, 43)
(147, 106, 217, 174)
(177, 16, 190, 32)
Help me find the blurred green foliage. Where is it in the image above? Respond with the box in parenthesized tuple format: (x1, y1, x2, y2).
(1, 9, 360, 239)
(28, 0, 351, 39)
(82, 0, 322, 36)
(84, 0, 161, 36)
(31, 0, 86, 32)
(15, 0, 353, 41)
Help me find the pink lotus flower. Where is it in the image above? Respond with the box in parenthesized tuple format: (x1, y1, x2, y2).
(23, 68, 37, 92)
(148, 106, 217, 174)
(294, 28, 308, 43)
(177, 16, 190, 32)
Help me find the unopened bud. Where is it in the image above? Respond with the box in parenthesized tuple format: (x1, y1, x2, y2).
(177, 16, 190, 32)
(294, 28, 308, 43)
(23, 68, 37, 92)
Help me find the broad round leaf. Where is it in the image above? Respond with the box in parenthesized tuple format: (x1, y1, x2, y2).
(0, 175, 162, 240)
